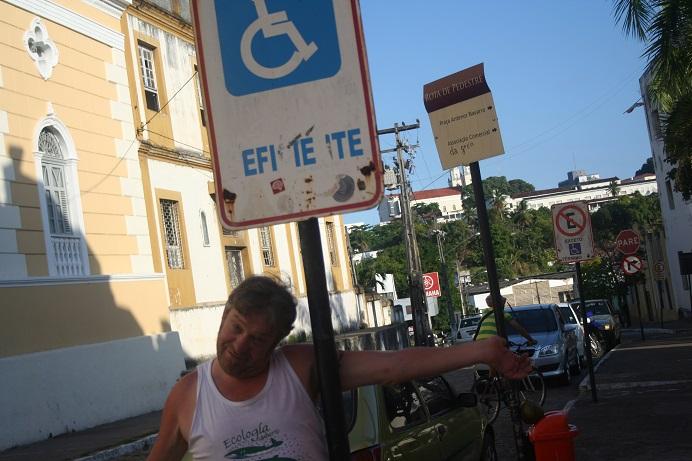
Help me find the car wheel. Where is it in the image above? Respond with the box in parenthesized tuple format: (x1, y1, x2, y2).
(481, 430, 497, 461)
(589, 333, 605, 359)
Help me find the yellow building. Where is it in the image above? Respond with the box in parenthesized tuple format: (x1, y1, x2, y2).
(0, 0, 183, 450)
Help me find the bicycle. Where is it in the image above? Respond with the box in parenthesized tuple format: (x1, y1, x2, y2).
(472, 341, 546, 424)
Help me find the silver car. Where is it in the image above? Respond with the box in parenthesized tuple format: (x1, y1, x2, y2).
(505, 304, 580, 385)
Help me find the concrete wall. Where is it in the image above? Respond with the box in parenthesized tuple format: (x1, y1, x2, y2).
(0, 332, 185, 450)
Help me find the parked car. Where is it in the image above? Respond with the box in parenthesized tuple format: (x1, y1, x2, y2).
(505, 304, 579, 385)
(557, 303, 585, 364)
(570, 299, 622, 350)
(349, 375, 497, 460)
(453, 314, 482, 342)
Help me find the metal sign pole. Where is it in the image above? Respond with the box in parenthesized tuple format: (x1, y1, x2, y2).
(298, 218, 350, 460)
(576, 262, 597, 402)
(470, 161, 526, 460)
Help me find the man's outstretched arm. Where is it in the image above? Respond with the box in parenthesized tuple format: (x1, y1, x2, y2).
(339, 335, 532, 391)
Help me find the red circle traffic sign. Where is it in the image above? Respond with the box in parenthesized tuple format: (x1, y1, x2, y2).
(621, 255, 643, 275)
(423, 274, 435, 290)
(555, 205, 588, 237)
(615, 229, 641, 255)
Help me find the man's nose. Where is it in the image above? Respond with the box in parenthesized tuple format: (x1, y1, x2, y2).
(235, 334, 252, 353)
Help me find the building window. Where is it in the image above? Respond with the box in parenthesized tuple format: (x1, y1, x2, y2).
(160, 199, 185, 269)
(225, 247, 245, 290)
(36, 127, 87, 276)
(138, 42, 159, 111)
(326, 221, 337, 266)
(200, 211, 210, 246)
(223, 227, 241, 238)
(259, 226, 275, 266)
(194, 64, 206, 126)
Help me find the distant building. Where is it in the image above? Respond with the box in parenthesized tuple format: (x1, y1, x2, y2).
(640, 71, 692, 318)
(449, 165, 473, 187)
(466, 272, 575, 312)
(378, 187, 464, 223)
(504, 174, 657, 213)
(558, 170, 601, 188)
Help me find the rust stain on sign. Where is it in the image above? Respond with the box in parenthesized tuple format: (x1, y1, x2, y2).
(359, 161, 376, 176)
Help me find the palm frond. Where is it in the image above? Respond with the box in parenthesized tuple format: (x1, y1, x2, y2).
(613, 0, 655, 40)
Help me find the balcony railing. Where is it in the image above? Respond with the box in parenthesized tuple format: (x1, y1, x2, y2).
(52, 235, 85, 276)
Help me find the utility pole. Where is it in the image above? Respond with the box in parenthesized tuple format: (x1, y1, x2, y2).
(378, 120, 433, 346)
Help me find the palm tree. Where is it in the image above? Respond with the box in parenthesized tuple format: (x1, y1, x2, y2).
(612, 0, 692, 199)
(608, 180, 621, 197)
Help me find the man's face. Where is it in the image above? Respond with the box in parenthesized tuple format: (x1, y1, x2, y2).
(216, 308, 278, 379)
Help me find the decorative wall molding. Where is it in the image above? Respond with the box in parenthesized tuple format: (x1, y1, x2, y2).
(0, 272, 165, 287)
(6, 0, 126, 50)
(23, 18, 59, 80)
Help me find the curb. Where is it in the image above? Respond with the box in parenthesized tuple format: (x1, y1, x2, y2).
(72, 434, 157, 461)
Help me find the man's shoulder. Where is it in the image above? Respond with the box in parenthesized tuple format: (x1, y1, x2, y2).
(173, 368, 198, 399)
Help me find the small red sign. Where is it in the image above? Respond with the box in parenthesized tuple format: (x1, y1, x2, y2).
(423, 272, 441, 297)
(615, 229, 641, 255)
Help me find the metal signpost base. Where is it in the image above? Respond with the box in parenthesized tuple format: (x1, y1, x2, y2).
(576, 262, 597, 402)
(298, 218, 350, 461)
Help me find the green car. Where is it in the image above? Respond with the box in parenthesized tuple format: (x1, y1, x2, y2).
(347, 375, 497, 460)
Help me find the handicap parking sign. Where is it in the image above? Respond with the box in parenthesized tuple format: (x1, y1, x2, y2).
(214, 0, 342, 96)
(569, 242, 582, 255)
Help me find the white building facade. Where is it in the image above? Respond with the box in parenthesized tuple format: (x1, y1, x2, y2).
(640, 72, 692, 317)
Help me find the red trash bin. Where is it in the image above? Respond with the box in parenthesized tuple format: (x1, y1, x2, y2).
(528, 410, 579, 461)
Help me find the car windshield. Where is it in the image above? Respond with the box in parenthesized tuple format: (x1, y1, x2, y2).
(460, 316, 480, 328)
(559, 306, 578, 324)
(580, 300, 611, 316)
(507, 308, 557, 334)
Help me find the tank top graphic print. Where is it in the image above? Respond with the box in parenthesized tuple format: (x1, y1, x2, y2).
(188, 350, 328, 460)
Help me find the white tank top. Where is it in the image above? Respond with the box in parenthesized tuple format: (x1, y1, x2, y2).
(188, 350, 328, 461)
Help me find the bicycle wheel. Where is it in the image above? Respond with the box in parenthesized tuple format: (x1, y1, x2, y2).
(517, 371, 546, 406)
(473, 378, 501, 423)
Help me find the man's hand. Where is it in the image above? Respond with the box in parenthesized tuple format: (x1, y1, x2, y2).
(482, 336, 533, 380)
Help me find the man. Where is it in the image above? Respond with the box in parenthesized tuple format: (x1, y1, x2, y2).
(148, 276, 533, 461)
(475, 294, 537, 345)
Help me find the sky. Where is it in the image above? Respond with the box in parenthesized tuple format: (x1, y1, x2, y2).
(344, 1, 652, 225)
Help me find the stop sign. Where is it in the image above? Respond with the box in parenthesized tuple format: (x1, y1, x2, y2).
(615, 229, 641, 255)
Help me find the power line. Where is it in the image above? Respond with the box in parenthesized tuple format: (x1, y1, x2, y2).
(140, 71, 198, 131)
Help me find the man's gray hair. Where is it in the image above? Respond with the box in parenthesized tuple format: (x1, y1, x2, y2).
(223, 276, 297, 340)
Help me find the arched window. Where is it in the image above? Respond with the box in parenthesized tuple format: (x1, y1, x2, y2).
(34, 118, 89, 277)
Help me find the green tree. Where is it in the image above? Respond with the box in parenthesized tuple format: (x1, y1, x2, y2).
(613, 0, 692, 198)
(635, 157, 655, 176)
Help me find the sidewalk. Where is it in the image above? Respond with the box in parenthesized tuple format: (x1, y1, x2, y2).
(570, 320, 692, 461)
(2, 320, 691, 461)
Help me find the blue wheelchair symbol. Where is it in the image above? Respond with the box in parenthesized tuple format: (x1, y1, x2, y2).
(569, 242, 582, 255)
(214, 0, 342, 96)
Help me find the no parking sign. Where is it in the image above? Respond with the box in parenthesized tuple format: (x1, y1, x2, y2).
(551, 201, 595, 263)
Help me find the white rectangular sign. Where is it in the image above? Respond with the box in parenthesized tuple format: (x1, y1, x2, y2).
(551, 201, 595, 263)
(424, 63, 505, 168)
(192, 0, 382, 229)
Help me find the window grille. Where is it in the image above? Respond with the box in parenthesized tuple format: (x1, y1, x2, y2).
(259, 226, 275, 266)
(326, 221, 337, 266)
(160, 199, 185, 269)
(226, 247, 245, 290)
(138, 43, 159, 111)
